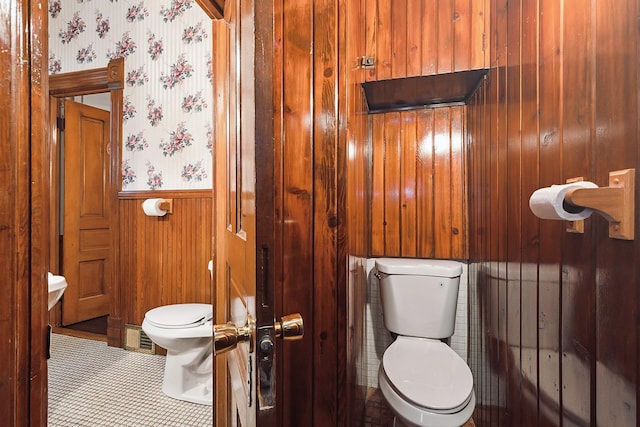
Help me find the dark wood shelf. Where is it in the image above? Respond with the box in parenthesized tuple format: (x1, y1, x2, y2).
(362, 68, 489, 113)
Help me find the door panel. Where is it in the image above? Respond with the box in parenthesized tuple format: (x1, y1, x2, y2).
(213, 0, 283, 425)
(62, 100, 111, 325)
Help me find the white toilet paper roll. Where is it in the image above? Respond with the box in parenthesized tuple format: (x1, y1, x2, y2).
(142, 198, 168, 217)
(529, 181, 598, 221)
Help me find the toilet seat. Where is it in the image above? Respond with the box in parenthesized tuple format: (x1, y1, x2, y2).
(382, 336, 473, 413)
(145, 303, 213, 329)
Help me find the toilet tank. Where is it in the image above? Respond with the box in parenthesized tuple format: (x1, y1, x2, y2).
(375, 258, 463, 339)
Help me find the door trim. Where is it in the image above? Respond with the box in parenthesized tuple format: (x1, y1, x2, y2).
(49, 58, 124, 347)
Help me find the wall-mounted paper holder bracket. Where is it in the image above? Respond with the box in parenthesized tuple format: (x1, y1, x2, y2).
(564, 168, 635, 240)
(158, 199, 173, 214)
(565, 177, 586, 234)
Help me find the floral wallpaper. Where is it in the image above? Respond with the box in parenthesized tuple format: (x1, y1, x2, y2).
(49, 0, 213, 191)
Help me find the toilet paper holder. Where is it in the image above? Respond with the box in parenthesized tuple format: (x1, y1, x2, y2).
(564, 168, 635, 240)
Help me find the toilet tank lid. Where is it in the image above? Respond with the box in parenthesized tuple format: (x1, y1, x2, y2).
(145, 303, 213, 328)
(375, 258, 463, 277)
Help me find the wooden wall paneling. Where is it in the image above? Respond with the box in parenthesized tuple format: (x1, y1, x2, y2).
(504, 0, 522, 424)
(279, 0, 315, 425)
(470, 0, 488, 70)
(453, 0, 471, 72)
(391, 0, 407, 79)
(496, 51, 509, 427)
(437, 0, 454, 74)
(489, 64, 502, 427)
(345, 0, 370, 424)
(364, 0, 487, 81)
(487, 0, 501, 417)
(421, 1, 439, 75)
(560, 1, 596, 425)
(466, 85, 483, 423)
(433, 108, 453, 258)
(118, 198, 135, 326)
(449, 106, 466, 259)
(374, 0, 392, 80)
(313, 0, 341, 424)
(470, 83, 484, 425)
(400, 111, 417, 257)
(416, 109, 435, 258)
(493, 0, 509, 422)
(118, 194, 212, 328)
(478, 80, 491, 426)
(594, 1, 638, 425)
(480, 75, 492, 425)
(406, 0, 422, 76)
(335, 0, 350, 423)
(468, 1, 640, 426)
(346, 0, 370, 258)
(537, 1, 562, 424)
(518, 0, 540, 425)
(371, 114, 386, 255)
(364, 0, 378, 81)
(383, 112, 402, 255)
(370, 106, 467, 259)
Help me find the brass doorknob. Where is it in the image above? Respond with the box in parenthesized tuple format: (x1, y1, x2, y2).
(275, 313, 304, 340)
(213, 317, 254, 355)
(213, 313, 303, 356)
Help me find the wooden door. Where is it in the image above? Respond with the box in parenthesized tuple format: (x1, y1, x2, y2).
(62, 100, 112, 325)
(213, 1, 288, 426)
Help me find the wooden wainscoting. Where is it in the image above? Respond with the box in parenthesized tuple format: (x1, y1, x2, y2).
(467, 0, 640, 426)
(118, 191, 213, 328)
(361, 0, 489, 81)
(370, 106, 468, 259)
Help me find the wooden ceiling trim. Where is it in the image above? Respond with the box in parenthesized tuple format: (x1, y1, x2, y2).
(195, 0, 225, 19)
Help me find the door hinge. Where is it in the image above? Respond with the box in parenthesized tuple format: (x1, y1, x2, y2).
(482, 32, 487, 52)
(360, 56, 375, 69)
(57, 117, 65, 131)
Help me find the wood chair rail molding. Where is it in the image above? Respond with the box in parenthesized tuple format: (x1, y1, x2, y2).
(118, 189, 212, 200)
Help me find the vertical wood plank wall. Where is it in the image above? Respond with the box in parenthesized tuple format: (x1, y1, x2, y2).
(273, 0, 349, 425)
(467, 1, 640, 426)
(363, 0, 489, 81)
(370, 107, 468, 259)
(118, 191, 212, 327)
(346, 0, 371, 424)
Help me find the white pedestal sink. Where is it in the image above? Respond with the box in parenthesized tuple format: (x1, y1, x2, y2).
(48, 272, 67, 311)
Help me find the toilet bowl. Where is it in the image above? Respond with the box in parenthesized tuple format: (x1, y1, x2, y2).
(48, 272, 68, 311)
(141, 303, 213, 405)
(376, 258, 475, 427)
(378, 336, 475, 427)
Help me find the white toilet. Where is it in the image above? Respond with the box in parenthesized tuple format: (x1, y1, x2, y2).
(141, 303, 214, 405)
(376, 258, 476, 427)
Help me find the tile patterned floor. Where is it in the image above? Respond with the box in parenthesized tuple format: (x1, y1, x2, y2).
(48, 334, 213, 427)
(49, 334, 475, 427)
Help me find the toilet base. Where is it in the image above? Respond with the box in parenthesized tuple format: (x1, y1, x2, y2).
(162, 345, 213, 405)
(163, 380, 212, 405)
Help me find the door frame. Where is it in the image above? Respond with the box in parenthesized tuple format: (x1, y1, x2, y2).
(48, 58, 125, 347)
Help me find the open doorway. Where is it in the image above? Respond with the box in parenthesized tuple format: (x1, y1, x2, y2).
(49, 58, 124, 345)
